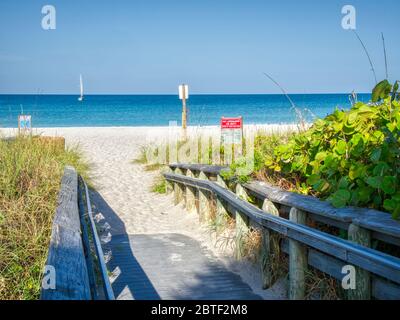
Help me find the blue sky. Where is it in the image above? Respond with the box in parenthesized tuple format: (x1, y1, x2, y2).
(0, 0, 399, 94)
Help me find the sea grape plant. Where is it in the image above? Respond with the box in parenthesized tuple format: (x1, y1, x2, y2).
(226, 81, 400, 219)
(263, 80, 400, 219)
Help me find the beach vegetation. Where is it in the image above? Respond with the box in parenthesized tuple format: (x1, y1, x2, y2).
(151, 176, 167, 194)
(305, 268, 344, 300)
(226, 81, 400, 219)
(145, 163, 164, 172)
(0, 135, 89, 299)
(132, 146, 149, 164)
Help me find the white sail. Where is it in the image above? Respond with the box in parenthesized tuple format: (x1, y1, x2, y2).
(78, 74, 84, 101)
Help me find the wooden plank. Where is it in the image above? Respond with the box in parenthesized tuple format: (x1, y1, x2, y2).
(353, 209, 400, 240)
(289, 208, 308, 300)
(245, 181, 400, 245)
(347, 224, 371, 300)
(307, 212, 349, 230)
(283, 241, 400, 300)
(245, 181, 359, 223)
(372, 277, 400, 300)
(105, 233, 262, 300)
(41, 166, 91, 300)
(169, 163, 228, 176)
(282, 238, 345, 280)
(372, 231, 400, 247)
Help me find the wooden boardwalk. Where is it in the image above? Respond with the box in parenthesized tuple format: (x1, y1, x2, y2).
(104, 233, 262, 300)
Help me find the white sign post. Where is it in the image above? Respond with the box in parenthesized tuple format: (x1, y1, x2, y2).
(178, 84, 189, 138)
(221, 117, 243, 144)
(178, 84, 189, 100)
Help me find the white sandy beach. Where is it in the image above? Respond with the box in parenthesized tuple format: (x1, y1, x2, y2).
(1, 125, 296, 299)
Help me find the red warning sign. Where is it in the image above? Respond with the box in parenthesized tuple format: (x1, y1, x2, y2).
(221, 117, 242, 129)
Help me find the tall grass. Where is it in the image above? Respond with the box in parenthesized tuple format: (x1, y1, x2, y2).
(0, 135, 89, 300)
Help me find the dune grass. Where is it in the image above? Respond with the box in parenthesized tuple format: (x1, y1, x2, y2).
(0, 135, 89, 300)
(151, 176, 167, 194)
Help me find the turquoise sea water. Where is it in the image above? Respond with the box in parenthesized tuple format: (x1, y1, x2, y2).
(0, 94, 370, 128)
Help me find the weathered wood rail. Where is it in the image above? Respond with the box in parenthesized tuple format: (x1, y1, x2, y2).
(40, 166, 114, 300)
(166, 163, 400, 300)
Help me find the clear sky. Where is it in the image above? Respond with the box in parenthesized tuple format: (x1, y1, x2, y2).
(0, 0, 399, 94)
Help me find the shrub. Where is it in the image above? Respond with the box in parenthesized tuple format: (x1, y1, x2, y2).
(228, 81, 400, 219)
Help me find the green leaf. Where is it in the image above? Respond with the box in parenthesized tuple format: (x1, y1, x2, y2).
(366, 176, 383, 189)
(349, 164, 365, 181)
(348, 112, 358, 124)
(373, 130, 383, 140)
(358, 187, 373, 203)
(314, 179, 330, 193)
(373, 162, 390, 176)
(343, 123, 355, 135)
(335, 140, 347, 155)
(338, 177, 350, 189)
(382, 176, 396, 195)
(370, 148, 381, 163)
(372, 80, 391, 102)
(331, 189, 351, 208)
(357, 105, 374, 114)
(392, 81, 399, 102)
(306, 174, 320, 185)
(315, 152, 327, 162)
(387, 122, 396, 132)
(383, 199, 396, 211)
(394, 81, 399, 94)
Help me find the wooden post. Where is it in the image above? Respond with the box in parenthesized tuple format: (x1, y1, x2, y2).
(198, 171, 211, 222)
(181, 84, 187, 139)
(289, 207, 308, 300)
(174, 168, 185, 205)
(165, 167, 174, 194)
(235, 184, 250, 260)
(185, 169, 196, 213)
(260, 199, 280, 289)
(347, 223, 371, 300)
(182, 85, 187, 130)
(216, 174, 229, 232)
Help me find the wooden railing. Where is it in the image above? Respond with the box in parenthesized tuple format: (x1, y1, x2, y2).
(40, 166, 114, 300)
(166, 163, 400, 300)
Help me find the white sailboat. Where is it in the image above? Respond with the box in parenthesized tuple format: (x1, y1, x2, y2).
(78, 74, 84, 101)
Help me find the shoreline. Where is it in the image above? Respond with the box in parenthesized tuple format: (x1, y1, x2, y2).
(1, 123, 304, 137)
(1, 123, 304, 129)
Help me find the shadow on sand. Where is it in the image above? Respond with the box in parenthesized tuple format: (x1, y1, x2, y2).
(89, 189, 263, 300)
(89, 189, 161, 299)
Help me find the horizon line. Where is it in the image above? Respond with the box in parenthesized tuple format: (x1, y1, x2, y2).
(0, 92, 371, 96)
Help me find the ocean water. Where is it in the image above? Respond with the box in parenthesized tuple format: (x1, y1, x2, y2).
(0, 94, 371, 128)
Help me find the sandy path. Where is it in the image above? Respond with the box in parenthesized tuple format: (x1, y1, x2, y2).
(2, 126, 288, 299)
